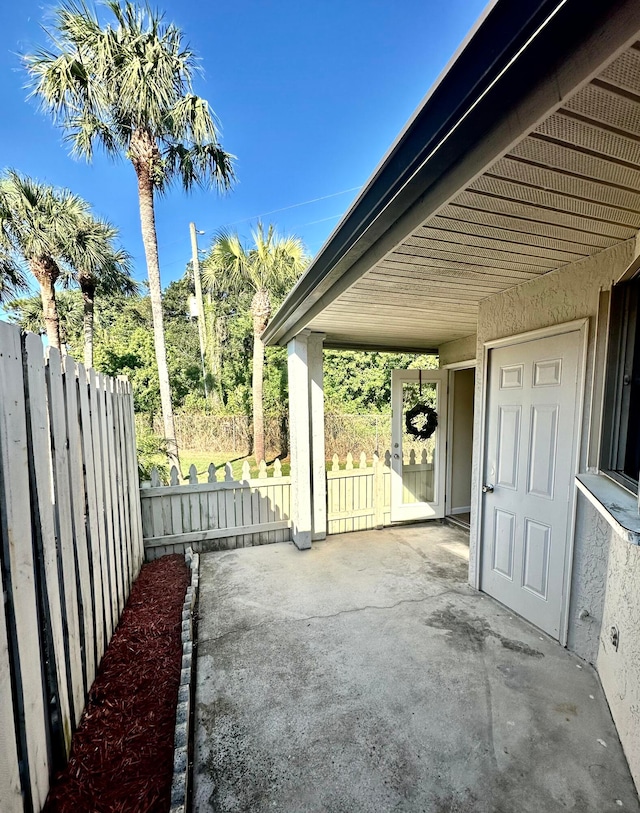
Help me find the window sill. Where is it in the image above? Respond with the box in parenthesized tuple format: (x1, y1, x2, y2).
(575, 473, 640, 546)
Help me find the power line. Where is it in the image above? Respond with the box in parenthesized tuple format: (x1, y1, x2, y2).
(155, 184, 362, 253)
(289, 213, 343, 229)
(212, 186, 362, 231)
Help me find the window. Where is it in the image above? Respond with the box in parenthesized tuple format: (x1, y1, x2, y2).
(601, 276, 640, 493)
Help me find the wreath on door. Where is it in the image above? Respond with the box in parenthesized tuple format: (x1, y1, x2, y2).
(405, 371, 438, 440)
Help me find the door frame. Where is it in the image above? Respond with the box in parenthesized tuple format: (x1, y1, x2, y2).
(474, 319, 589, 646)
(390, 368, 449, 522)
(442, 359, 477, 518)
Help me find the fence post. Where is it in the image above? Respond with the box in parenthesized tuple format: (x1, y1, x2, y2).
(373, 452, 384, 529)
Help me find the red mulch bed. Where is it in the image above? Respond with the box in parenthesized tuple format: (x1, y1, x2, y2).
(44, 554, 190, 813)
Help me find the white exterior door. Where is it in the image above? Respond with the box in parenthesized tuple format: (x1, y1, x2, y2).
(480, 329, 583, 638)
(391, 370, 448, 522)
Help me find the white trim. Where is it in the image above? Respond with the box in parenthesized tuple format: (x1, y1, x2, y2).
(390, 369, 448, 522)
(442, 359, 476, 370)
(475, 319, 589, 642)
(450, 505, 472, 515)
(287, 335, 313, 550)
(560, 321, 589, 647)
(482, 319, 588, 350)
(576, 474, 640, 546)
(445, 370, 455, 518)
(585, 289, 611, 471)
(472, 350, 490, 590)
(615, 252, 640, 285)
(445, 362, 476, 516)
(308, 332, 327, 541)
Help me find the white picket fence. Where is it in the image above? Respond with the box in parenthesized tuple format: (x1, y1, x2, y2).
(140, 451, 407, 555)
(141, 459, 292, 559)
(326, 452, 391, 533)
(0, 322, 144, 813)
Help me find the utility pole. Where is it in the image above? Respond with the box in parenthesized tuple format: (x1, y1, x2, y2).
(189, 221, 208, 397)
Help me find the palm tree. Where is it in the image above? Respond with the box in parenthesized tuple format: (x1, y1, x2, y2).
(26, 0, 235, 471)
(0, 258, 28, 305)
(65, 217, 136, 368)
(0, 170, 87, 349)
(203, 223, 307, 463)
(5, 291, 84, 349)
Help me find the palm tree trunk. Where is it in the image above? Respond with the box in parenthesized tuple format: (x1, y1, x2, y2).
(204, 299, 222, 409)
(81, 279, 95, 369)
(251, 288, 271, 464)
(215, 318, 225, 405)
(252, 324, 265, 464)
(213, 314, 227, 407)
(31, 256, 61, 350)
(135, 165, 181, 473)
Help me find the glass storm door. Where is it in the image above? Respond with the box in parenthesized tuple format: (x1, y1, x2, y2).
(390, 369, 448, 522)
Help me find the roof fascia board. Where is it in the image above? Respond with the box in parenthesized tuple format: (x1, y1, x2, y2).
(323, 342, 440, 353)
(264, 0, 640, 346)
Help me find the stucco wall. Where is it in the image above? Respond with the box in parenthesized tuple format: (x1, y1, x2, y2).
(598, 526, 640, 791)
(567, 495, 613, 664)
(466, 239, 640, 793)
(439, 333, 477, 366)
(469, 239, 635, 636)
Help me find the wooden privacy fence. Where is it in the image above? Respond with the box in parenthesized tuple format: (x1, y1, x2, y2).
(141, 460, 292, 559)
(140, 452, 416, 555)
(0, 322, 144, 813)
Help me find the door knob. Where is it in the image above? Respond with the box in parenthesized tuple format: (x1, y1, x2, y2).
(482, 484, 494, 493)
(393, 453, 400, 459)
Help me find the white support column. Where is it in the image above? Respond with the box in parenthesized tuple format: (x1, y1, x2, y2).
(308, 332, 326, 541)
(287, 331, 326, 549)
(288, 333, 313, 549)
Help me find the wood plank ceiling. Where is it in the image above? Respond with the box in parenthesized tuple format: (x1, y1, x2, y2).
(306, 44, 640, 350)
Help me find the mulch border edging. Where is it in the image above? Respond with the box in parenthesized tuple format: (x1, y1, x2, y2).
(170, 547, 200, 813)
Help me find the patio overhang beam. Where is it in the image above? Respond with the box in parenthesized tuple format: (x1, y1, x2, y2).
(263, 0, 640, 348)
(322, 341, 439, 354)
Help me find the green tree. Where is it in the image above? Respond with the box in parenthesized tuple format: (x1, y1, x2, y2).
(27, 0, 235, 470)
(203, 223, 307, 462)
(91, 284, 201, 419)
(0, 170, 87, 348)
(5, 290, 84, 349)
(323, 351, 438, 413)
(0, 253, 27, 305)
(195, 254, 251, 409)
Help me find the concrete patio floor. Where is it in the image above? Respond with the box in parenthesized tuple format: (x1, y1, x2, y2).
(193, 524, 640, 812)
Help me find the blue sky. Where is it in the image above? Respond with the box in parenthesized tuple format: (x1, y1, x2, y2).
(1, 0, 488, 289)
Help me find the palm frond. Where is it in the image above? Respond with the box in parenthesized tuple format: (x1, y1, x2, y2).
(0, 255, 28, 303)
(202, 228, 247, 291)
(202, 223, 309, 301)
(63, 212, 137, 295)
(0, 169, 87, 263)
(25, 1, 234, 190)
(162, 141, 235, 193)
(0, 168, 136, 303)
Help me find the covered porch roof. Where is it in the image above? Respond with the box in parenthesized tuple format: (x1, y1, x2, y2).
(263, 0, 640, 353)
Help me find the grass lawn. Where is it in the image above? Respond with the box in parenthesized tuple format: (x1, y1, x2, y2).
(142, 449, 379, 484)
(144, 450, 291, 482)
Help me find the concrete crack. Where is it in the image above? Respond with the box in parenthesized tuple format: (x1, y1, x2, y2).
(200, 589, 455, 645)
